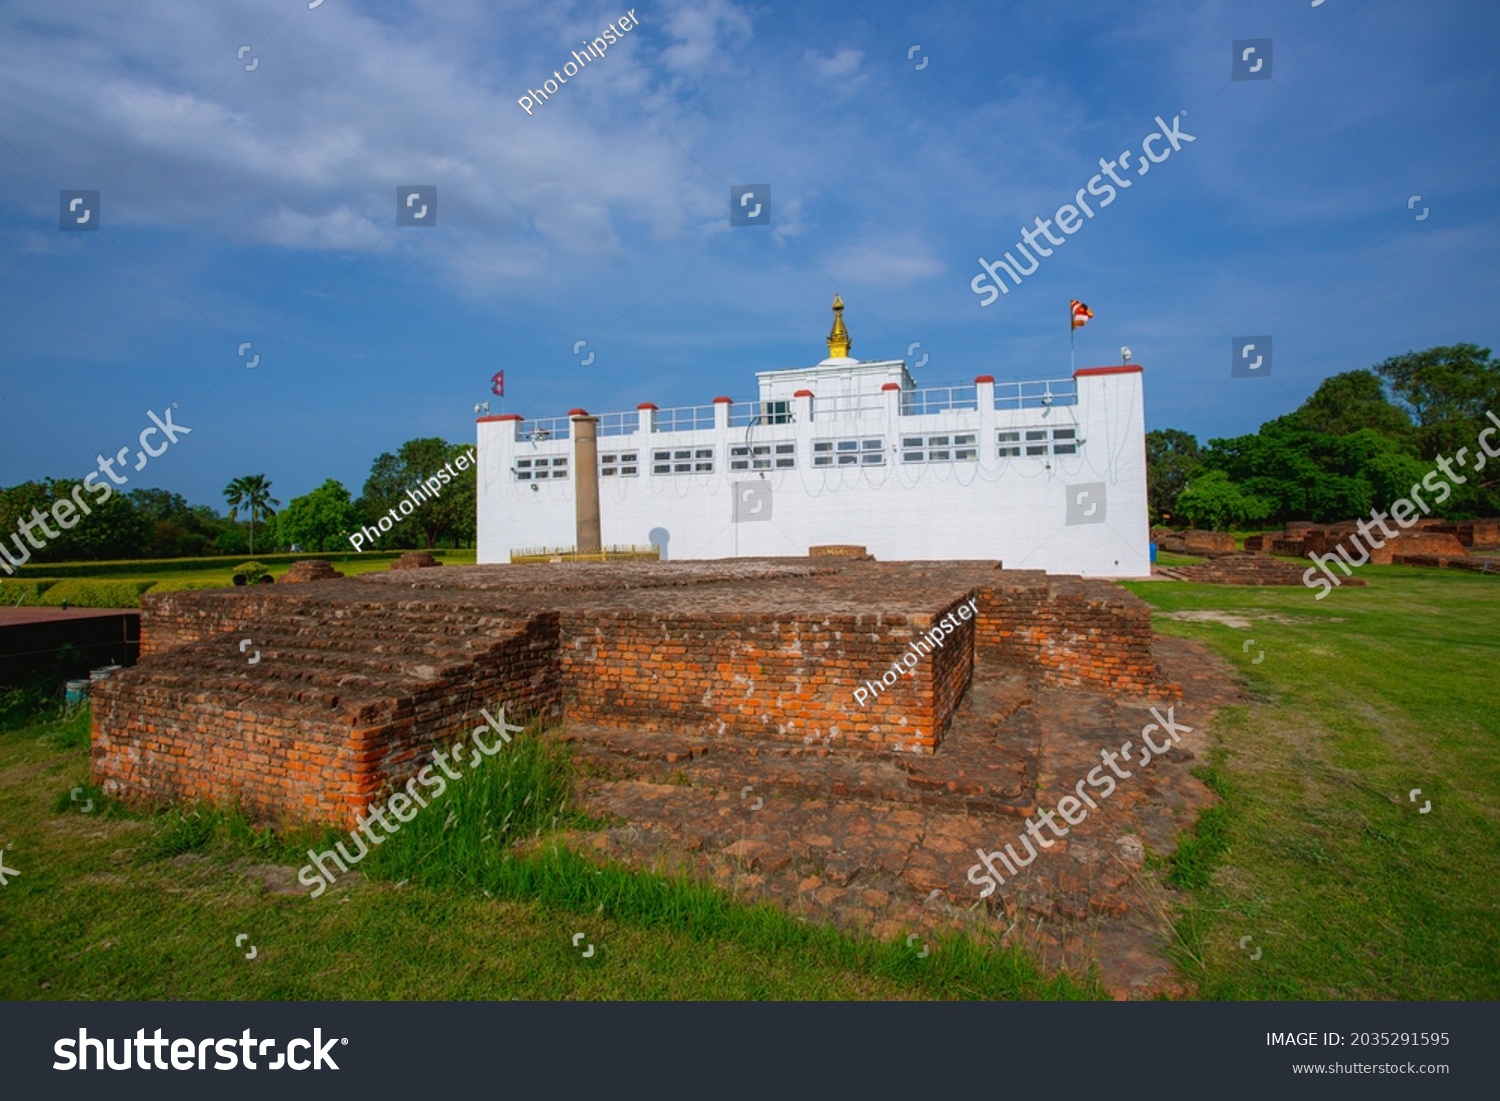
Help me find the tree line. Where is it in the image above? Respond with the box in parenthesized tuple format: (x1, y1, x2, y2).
(1148, 344, 1500, 531)
(0, 437, 476, 562)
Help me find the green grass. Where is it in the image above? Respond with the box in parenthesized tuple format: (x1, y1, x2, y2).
(1122, 565, 1500, 999)
(0, 696, 1089, 1001)
(9, 549, 478, 595)
(1153, 551, 1209, 567)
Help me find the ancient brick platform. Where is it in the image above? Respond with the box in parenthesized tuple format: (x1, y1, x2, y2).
(94, 559, 1170, 829)
(90, 556, 1224, 994)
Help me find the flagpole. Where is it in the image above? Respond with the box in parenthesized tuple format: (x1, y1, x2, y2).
(1069, 302, 1076, 374)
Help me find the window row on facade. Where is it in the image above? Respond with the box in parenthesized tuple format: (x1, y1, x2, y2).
(514, 428, 1080, 480)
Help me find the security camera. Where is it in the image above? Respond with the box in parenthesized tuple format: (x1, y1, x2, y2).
(1120, 346, 1132, 363)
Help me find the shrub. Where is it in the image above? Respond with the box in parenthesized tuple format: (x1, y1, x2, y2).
(232, 561, 271, 583)
(8, 550, 408, 579)
(0, 578, 61, 604)
(37, 578, 158, 608)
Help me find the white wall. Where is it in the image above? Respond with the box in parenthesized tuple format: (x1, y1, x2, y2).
(477, 368, 1149, 577)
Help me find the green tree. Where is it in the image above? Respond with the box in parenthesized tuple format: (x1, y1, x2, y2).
(357, 438, 474, 549)
(0, 479, 153, 564)
(223, 475, 280, 555)
(127, 488, 220, 557)
(1272, 369, 1415, 442)
(1145, 428, 1201, 525)
(1374, 344, 1500, 459)
(1174, 470, 1272, 532)
(277, 479, 361, 552)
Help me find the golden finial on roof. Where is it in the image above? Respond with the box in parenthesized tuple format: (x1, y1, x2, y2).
(826, 294, 851, 359)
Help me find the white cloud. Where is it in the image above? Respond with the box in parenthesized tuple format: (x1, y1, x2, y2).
(804, 46, 864, 82)
(657, 0, 753, 76)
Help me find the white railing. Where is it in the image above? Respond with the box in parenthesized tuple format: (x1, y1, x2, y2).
(727, 400, 793, 427)
(901, 384, 978, 416)
(811, 393, 889, 419)
(597, 410, 637, 437)
(518, 417, 570, 442)
(994, 378, 1078, 409)
(653, 404, 717, 433)
(505, 376, 1082, 446)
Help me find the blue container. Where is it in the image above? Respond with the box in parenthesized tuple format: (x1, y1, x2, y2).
(1149, 542, 1158, 563)
(65, 679, 90, 704)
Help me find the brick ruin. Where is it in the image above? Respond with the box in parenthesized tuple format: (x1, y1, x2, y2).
(1245, 519, 1492, 562)
(90, 559, 1172, 829)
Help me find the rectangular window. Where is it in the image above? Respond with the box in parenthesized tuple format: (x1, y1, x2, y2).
(815, 437, 882, 466)
(514, 456, 569, 481)
(901, 433, 977, 463)
(730, 444, 775, 471)
(601, 451, 638, 477)
(998, 427, 1062, 459)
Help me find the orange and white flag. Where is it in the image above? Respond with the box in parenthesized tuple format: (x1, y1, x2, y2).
(1070, 300, 1094, 330)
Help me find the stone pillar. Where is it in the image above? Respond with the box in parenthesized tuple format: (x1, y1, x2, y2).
(571, 410, 601, 554)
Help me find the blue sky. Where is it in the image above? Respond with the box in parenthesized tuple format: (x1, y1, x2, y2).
(2, 0, 1496, 510)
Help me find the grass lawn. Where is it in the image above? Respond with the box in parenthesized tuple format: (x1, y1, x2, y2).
(141, 548, 478, 591)
(0, 705, 1088, 1002)
(1122, 565, 1500, 999)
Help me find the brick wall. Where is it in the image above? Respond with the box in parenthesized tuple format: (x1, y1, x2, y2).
(972, 575, 1158, 696)
(92, 610, 561, 829)
(556, 607, 974, 753)
(139, 588, 286, 656)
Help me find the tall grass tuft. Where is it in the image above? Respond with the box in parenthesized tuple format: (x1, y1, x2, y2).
(359, 717, 578, 887)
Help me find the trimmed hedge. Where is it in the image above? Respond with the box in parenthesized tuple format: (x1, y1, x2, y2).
(36, 578, 159, 608)
(11, 550, 412, 578)
(1, 578, 61, 603)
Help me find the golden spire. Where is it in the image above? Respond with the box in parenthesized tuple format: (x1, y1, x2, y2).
(826, 294, 851, 359)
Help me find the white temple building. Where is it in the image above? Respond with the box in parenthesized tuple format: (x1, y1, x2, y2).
(476, 298, 1150, 577)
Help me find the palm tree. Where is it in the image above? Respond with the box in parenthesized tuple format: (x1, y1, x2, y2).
(223, 475, 280, 555)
